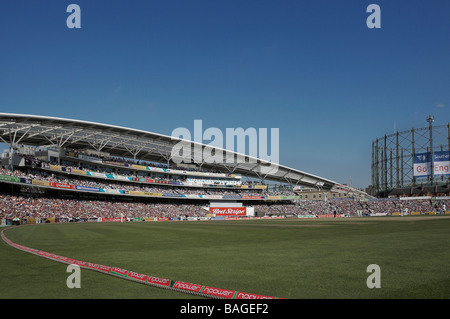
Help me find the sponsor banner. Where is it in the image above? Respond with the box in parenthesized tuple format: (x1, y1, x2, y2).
(104, 160, 124, 166)
(69, 168, 87, 175)
(76, 260, 87, 267)
(209, 207, 247, 216)
(128, 191, 144, 196)
(234, 292, 277, 299)
(162, 193, 183, 197)
(268, 195, 281, 200)
(201, 286, 236, 299)
(370, 213, 388, 217)
(78, 154, 102, 164)
(49, 164, 62, 171)
(241, 196, 262, 200)
(50, 254, 61, 260)
(281, 196, 300, 200)
(16, 244, 28, 251)
(38, 251, 53, 258)
(173, 281, 204, 293)
(76, 185, 101, 192)
(434, 151, 450, 176)
(58, 256, 69, 263)
(143, 192, 162, 197)
(185, 194, 201, 199)
(222, 195, 242, 200)
(413, 152, 431, 177)
(413, 151, 449, 177)
(98, 265, 112, 273)
(32, 179, 50, 187)
(88, 171, 105, 178)
(147, 276, 172, 287)
(101, 189, 123, 194)
(101, 218, 122, 222)
(50, 182, 75, 189)
(86, 262, 99, 270)
(128, 191, 162, 197)
(0, 174, 21, 183)
(317, 214, 342, 218)
(25, 247, 40, 254)
(127, 271, 147, 282)
(202, 195, 224, 200)
(131, 164, 147, 170)
(59, 257, 76, 264)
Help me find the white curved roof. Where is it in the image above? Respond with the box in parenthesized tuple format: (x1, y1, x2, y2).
(0, 113, 336, 190)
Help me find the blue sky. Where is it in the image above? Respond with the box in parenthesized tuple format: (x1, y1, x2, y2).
(0, 0, 449, 188)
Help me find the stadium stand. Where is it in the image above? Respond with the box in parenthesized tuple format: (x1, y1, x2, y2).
(0, 113, 449, 225)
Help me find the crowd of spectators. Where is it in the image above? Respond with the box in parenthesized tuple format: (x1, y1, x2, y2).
(17, 154, 275, 194)
(0, 167, 268, 197)
(63, 148, 235, 176)
(255, 197, 450, 217)
(0, 194, 207, 220)
(2, 154, 449, 222)
(1, 192, 449, 221)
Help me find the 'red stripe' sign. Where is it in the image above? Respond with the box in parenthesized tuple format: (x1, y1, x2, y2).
(209, 207, 246, 216)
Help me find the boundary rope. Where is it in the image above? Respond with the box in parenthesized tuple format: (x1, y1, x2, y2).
(1, 225, 281, 299)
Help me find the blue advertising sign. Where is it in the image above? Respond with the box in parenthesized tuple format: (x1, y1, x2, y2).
(413, 151, 450, 177)
(433, 151, 450, 176)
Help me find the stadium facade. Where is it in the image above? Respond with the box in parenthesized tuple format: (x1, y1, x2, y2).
(370, 116, 450, 198)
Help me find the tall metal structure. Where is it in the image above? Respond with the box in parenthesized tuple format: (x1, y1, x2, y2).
(371, 116, 450, 197)
(427, 115, 435, 182)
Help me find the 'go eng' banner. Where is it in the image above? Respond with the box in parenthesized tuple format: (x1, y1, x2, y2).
(414, 151, 450, 177)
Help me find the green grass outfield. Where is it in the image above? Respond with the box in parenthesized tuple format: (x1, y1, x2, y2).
(1, 216, 450, 299)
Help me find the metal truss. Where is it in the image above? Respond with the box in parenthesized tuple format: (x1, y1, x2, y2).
(371, 121, 450, 196)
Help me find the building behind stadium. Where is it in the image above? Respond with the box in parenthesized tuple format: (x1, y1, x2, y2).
(368, 116, 450, 198)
